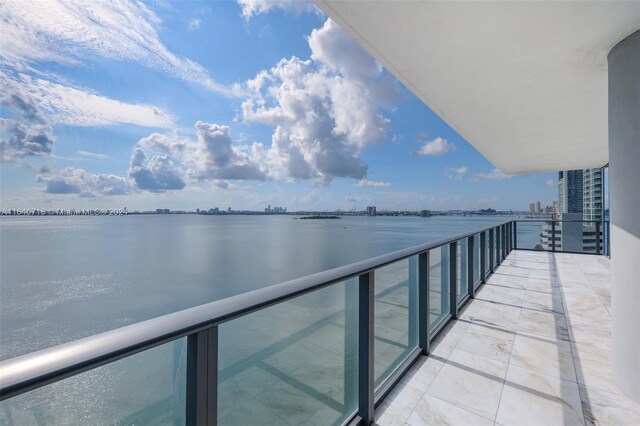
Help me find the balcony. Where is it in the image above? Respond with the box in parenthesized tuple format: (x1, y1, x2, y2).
(1, 221, 637, 425)
(377, 250, 640, 425)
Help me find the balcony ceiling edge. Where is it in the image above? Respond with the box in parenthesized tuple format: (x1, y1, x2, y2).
(315, 0, 639, 174)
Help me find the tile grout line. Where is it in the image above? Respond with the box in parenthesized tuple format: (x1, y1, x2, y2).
(493, 251, 528, 425)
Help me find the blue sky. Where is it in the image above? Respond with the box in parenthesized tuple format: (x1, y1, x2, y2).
(0, 0, 557, 211)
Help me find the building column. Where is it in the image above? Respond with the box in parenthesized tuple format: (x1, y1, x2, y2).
(609, 30, 640, 403)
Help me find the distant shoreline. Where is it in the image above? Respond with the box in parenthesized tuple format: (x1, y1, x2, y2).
(297, 215, 341, 220)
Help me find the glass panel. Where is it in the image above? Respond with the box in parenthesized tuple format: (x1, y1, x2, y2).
(550, 221, 598, 254)
(429, 246, 449, 332)
(516, 221, 548, 250)
(603, 165, 610, 257)
(218, 280, 358, 426)
(494, 228, 500, 267)
(484, 231, 491, 276)
(473, 234, 481, 287)
(0, 339, 187, 425)
(374, 257, 419, 388)
(604, 220, 610, 257)
(457, 240, 468, 301)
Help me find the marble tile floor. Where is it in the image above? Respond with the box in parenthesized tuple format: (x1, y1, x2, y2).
(376, 250, 640, 426)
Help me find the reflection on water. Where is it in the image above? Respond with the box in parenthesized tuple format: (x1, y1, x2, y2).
(0, 215, 509, 425)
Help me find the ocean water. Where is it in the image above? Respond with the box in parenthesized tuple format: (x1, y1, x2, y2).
(0, 215, 533, 425)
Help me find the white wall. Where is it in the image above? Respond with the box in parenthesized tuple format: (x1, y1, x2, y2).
(609, 30, 640, 403)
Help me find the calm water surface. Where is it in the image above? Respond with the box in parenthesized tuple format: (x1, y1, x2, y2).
(2, 215, 535, 425)
(1, 214, 509, 360)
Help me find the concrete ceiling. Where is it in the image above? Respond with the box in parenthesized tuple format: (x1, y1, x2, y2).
(315, 1, 639, 174)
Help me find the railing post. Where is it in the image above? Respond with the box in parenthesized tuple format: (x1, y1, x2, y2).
(449, 243, 458, 319)
(513, 221, 518, 249)
(551, 221, 556, 252)
(480, 232, 487, 283)
(418, 252, 430, 354)
(595, 221, 601, 255)
(186, 326, 218, 426)
(467, 236, 475, 298)
(489, 229, 495, 273)
(358, 272, 374, 425)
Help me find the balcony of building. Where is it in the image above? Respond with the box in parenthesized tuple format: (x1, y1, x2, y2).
(376, 250, 640, 425)
(2, 221, 639, 426)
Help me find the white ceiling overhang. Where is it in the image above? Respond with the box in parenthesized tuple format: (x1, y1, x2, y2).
(315, 1, 639, 174)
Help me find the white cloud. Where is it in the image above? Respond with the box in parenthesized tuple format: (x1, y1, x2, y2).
(186, 122, 267, 181)
(242, 19, 400, 182)
(445, 166, 468, 180)
(37, 167, 132, 197)
(545, 179, 555, 188)
(0, 0, 234, 95)
(1, 83, 54, 161)
(128, 148, 185, 192)
(77, 151, 110, 160)
(473, 168, 511, 180)
(188, 19, 201, 31)
(1, 118, 54, 161)
(418, 137, 454, 157)
(237, 0, 319, 19)
(355, 179, 391, 188)
(4, 73, 174, 128)
(136, 132, 187, 157)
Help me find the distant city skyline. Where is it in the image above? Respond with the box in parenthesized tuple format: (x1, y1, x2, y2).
(1, 1, 558, 212)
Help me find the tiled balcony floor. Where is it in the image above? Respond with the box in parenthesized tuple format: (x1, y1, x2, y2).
(376, 250, 640, 426)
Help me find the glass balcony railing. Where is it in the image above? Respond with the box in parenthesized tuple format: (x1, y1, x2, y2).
(0, 220, 527, 425)
(513, 219, 605, 255)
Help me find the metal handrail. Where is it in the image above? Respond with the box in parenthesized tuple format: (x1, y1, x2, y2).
(514, 219, 604, 223)
(0, 220, 512, 401)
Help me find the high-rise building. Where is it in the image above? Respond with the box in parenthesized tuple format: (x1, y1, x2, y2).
(583, 168, 603, 221)
(544, 168, 604, 252)
(558, 170, 583, 215)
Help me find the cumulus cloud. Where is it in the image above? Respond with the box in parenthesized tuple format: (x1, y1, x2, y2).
(242, 19, 400, 182)
(237, 0, 319, 18)
(128, 148, 185, 192)
(418, 137, 454, 157)
(1, 83, 54, 161)
(445, 166, 468, 180)
(37, 167, 132, 196)
(355, 179, 391, 188)
(4, 74, 174, 128)
(473, 168, 511, 180)
(545, 179, 555, 188)
(0, 0, 234, 95)
(186, 122, 267, 181)
(0, 119, 54, 161)
(136, 132, 186, 157)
